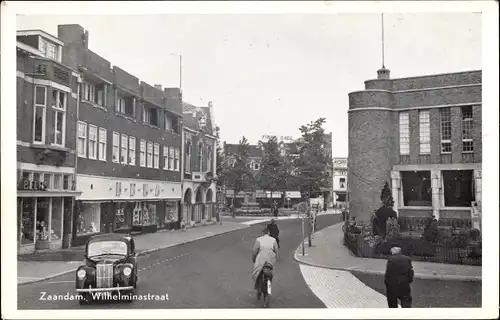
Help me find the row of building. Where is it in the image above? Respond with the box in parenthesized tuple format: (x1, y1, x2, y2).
(17, 24, 218, 254)
(347, 66, 482, 227)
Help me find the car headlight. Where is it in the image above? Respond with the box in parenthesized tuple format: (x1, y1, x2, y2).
(122, 266, 132, 277)
(77, 269, 86, 279)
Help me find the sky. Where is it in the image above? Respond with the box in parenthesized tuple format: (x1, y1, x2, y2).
(16, 13, 481, 158)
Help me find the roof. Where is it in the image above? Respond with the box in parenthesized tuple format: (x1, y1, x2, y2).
(225, 143, 263, 158)
(182, 102, 214, 135)
(87, 233, 133, 244)
(17, 29, 64, 46)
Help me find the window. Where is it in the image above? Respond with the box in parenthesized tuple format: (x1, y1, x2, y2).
(120, 134, 128, 164)
(154, 143, 160, 169)
(185, 142, 192, 173)
(163, 146, 169, 170)
(81, 82, 106, 107)
(165, 113, 173, 131)
(168, 147, 174, 170)
(339, 178, 346, 189)
(147, 142, 153, 168)
(128, 136, 136, 165)
(174, 148, 180, 171)
(51, 89, 67, 146)
(461, 106, 474, 152)
(143, 105, 159, 127)
(207, 146, 213, 172)
(88, 125, 98, 159)
(140, 140, 146, 167)
(401, 171, 432, 207)
(33, 86, 47, 144)
(112, 132, 120, 163)
(39, 38, 46, 55)
(98, 128, 106, 161)
(253, 162, 260, 171)
(77, 121, 87, 157)
(442, 170, 475, 207)
(198, 142, 204, 171)
(440, 108, 452, 153)
(116, 95, 134, 117)
(419, 111, 430, 154)
(47, 43, 57, 60)
(399, 112, 410, 155)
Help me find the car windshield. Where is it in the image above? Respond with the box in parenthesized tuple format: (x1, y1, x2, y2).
(88, 240, 127, 257)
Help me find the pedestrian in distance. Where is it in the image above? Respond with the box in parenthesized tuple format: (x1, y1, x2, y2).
(180, 219, 186, 232)
(384, 246, 414, 308)
(267, 219, 280, 249)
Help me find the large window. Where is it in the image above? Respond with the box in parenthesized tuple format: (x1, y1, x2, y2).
(128, 136, 136, 165)
(112, 132, 120, 163)
(33, 86, 47, 144)
(147, 142, 153, 168)
(115, 94, 134, 117)
(207, 145, 213, 172)
(98, 128, 107, 161)
(88, 125, 97, 159)
(36, 198, 50, 241)
(132, 202, 157, 226)
(143, 105, 160, 127)
(168, 147, 174, 170)
(174, 148, 180, 171)
(198, 142, 204, 171)
(440, 108, 452, 153)
(461, 106, 474, 153)
(76, 203, 101, 236)
(401, 171, 432, 207)
(154, 143, 160, 169)
(140, 140, 146, 167)
(81, 82, 106, 107)
(163, 146, 169, 170)
(419, 110, 431, 154)
(51, 198, 63, 240)
(121, 134, 128, 165)
(442, 170, 475, 207)
(185, 142, 192, 173)
(399, 112, 410, 155)
(20, 198, 35, 245)
(77, 121, 87, 157)
(52, 89, 67, 146)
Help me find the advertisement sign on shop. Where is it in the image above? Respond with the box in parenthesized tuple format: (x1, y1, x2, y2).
(333, 158, 348, 169)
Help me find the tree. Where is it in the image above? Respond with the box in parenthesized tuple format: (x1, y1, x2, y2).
(224, 136, 254, 207)
(374, 181, 397, 237)
(380, 181, 394, 207)
(257, 136, 281, 206)
(214, 126, 225, 189)
(294, 117, 332, 201)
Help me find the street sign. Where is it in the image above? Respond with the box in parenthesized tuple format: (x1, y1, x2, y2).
(297, 201, 309, 218)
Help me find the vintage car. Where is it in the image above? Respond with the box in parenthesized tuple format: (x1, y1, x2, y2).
(76, 233, 138, 304)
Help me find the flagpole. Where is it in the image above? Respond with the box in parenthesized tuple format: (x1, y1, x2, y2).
(381, 13, 385, 68)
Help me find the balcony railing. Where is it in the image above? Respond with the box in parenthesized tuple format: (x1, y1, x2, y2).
(32, 60, 71, 88)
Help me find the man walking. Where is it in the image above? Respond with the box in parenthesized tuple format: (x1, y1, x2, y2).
(384, 246, 414, 308)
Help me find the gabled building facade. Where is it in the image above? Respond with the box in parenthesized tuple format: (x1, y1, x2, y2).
(181, 101, 218, 226)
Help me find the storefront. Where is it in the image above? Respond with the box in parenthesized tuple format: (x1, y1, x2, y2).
(17, 169, 81, 254)
(73, 175, 182, 246)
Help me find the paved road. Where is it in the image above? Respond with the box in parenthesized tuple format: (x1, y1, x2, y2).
(18, 215, 340, 309)
(351, 272, 481, 308)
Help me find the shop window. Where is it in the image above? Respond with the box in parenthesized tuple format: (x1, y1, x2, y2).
(51, 198, 63, 241)
(401, 171, 432, 207)
(144, 202, 156, 226)
(20, 198, 35, 245)
(114, 203, 130, 230)
(36, 198, 50, 242)
(133, 202, 143, 225)
(443, 170, 475, 207)
(77, 203, 101, 236)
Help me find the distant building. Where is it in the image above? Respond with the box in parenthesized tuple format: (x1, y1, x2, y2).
(348, 67, 482, 224)
(332, 158, 348, 207)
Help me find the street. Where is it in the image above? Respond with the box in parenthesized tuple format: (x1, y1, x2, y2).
(18, 215, 338, 309)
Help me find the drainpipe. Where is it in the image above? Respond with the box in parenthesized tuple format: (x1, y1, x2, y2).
(70, 72, 82, 248)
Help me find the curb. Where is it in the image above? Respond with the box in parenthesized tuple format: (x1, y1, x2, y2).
(18, 224, 250, 286)
(293, 247, 482, 282)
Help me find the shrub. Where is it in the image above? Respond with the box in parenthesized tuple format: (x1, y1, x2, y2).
(469, 228, 481, 241)
(386, 217, 401, 239)
(365, 235, 384, 248)
(449, 229, 471, 249)
(422, 221, 439, 243)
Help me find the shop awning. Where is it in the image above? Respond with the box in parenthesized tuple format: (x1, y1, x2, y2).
(17, 190, 83, 198)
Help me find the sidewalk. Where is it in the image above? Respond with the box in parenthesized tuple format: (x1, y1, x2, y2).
(18, 221, 248, 285)
(294, 223, 482, 282)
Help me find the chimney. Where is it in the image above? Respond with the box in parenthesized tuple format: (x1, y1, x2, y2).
(377, 67, 390, 80)
(58, 24, 87, 48)
(164, 88, 181, 101)
(154, 84, 162, 91)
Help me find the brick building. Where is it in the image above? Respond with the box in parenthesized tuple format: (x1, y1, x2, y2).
(332, 157, 348, 207)
(16, 30, 81, 253)
(348, 67, 482, 225)
(181, 101, 218, 225)
(54, 24, 186, 246)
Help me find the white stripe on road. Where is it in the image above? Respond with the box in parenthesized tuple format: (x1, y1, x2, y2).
(299, 264, 388, 308)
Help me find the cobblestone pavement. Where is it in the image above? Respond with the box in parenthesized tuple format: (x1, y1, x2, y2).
(17, 215, 339, 309)
(294, 223, 481, 281)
